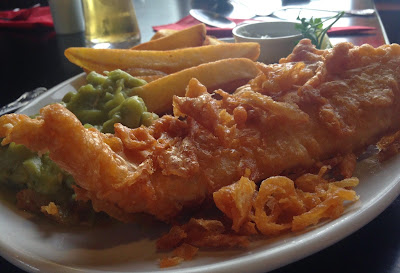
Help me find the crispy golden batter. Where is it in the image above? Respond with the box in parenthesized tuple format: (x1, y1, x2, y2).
(1, 40, 400, 224)
(213, 171, 359, 235)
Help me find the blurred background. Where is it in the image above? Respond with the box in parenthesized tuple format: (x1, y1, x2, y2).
(1, 0, 399, 43)
(374, 0, 400, 44)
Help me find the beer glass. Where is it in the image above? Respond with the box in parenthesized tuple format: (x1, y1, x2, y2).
(81, 0, 141, 48)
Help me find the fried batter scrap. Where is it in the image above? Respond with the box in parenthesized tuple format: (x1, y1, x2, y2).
(16, 189, 96, 225)
(156, 217, 249, 266)
(157, 218, 249, 250)
(214, 172, 359, 235)
(159, 242, 199, 268)
(377, 129, 400, 161)
(1, 40, 400, 223)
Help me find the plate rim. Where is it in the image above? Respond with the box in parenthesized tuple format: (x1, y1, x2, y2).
(16, 72, 86, 115)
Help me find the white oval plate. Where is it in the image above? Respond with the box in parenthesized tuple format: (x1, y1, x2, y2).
(1, 74, 400, 273)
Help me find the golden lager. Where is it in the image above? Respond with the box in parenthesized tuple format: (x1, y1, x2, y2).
(82, 0, 141, 48)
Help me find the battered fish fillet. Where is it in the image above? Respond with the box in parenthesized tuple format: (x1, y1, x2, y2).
(1, 40, 400, 222)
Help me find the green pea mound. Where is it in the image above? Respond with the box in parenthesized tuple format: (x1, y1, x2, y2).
(62, 69, 158, 133)
(0, 142, 74, 198)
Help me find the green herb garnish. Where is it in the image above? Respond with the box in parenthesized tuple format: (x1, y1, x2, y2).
(295, 11, 345, 49)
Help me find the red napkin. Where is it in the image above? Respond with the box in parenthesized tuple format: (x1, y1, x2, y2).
(153, 15, 376, 38)
(0, 6, 53, 29)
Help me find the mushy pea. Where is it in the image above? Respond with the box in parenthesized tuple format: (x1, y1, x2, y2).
(0, 70, 158, 212)
(0, 142, 74, 198)
(62, 69, 158, 133)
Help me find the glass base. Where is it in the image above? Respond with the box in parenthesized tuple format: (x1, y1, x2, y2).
(85, 35, 141, 49)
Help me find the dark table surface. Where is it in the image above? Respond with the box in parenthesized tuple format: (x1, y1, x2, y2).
(0, 0, 399, 272)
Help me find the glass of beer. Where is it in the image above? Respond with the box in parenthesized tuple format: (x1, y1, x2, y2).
(81, 0, 141, 48)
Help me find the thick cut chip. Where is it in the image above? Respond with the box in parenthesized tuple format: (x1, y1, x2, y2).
(150, 29, 178, 40)
(131, 24, 207, 50)
(150, 27, 224, 46)
(130, 58, 261, 114)
(64, 43, 260, 75)
(203, 35, 225, 45)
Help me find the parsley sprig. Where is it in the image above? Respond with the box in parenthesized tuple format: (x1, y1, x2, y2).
(295, 11, 345, 49)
